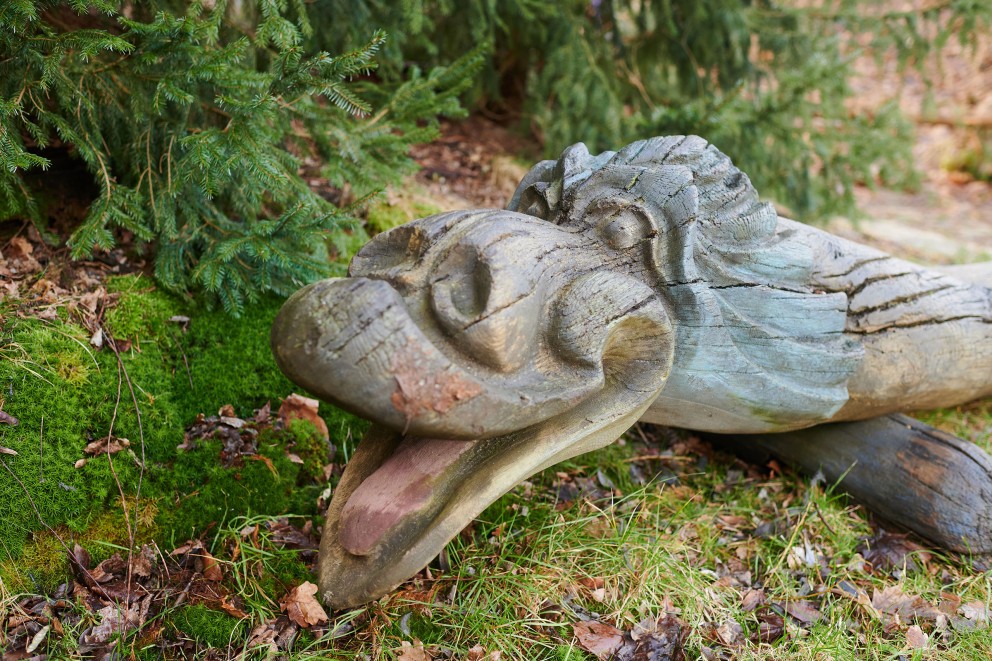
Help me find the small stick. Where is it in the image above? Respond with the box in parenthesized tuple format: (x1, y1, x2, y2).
(38, 415, 44, 484)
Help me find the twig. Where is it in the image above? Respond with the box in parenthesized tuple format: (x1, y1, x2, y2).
(813, 502, 837, 536)
(172, 575, 196, 609)
(101, 338, 137, 605)
(105, 329, 149, 607)
(38, 415, 43, 484)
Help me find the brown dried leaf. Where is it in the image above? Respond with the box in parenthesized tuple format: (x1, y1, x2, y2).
(572, 620, 624, 660)
(959, 601, 990, 624)
(83, 435, 130, 456)
(906, 625, 929, 649)
(280, 582, 328, 628)
(0, 411, 18, 426)
(278, 393, 329, 440)
(466, 644, 486, 661)
(396, 639, 431, 660)
(0, 446, 17, 456)
(755, 612, 786, 644)
(741, 588, 766, 612)
(871, 585, 942, 622)
(200, 548, 223, 582)
(859, 531, 931, 573)
(618, 613, 688, 660)
(783, 600, 822, 624)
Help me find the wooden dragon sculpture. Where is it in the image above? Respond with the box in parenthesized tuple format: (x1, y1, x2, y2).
(271, 136, 992, 608)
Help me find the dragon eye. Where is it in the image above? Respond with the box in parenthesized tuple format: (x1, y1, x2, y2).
(601, 207, 653, 250)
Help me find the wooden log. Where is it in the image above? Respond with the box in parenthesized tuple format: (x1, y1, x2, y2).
(707, 414, 992, 553)
(935, 261, 992, 287)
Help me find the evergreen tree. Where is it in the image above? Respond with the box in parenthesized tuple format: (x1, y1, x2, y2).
(310, 0, 992, 219)
(0, 0, 481, 313)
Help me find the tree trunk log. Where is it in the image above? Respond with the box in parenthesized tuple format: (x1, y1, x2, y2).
(935, 261, 992, 287)
(708, 414, 992, 553)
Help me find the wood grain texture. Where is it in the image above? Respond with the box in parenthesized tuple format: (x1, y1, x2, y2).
(708, 415, 992, 553)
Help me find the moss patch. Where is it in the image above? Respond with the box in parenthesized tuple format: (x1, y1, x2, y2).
(172, 604, 244, 648)
(0, 274, 364, 588)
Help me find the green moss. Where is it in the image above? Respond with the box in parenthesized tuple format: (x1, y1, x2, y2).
(288, 418, 332, 483)
(172, 604, 243, 648)
(154, 430, 321, 547)
(365, 195, 442, 235)
(1, 273, 365, 585)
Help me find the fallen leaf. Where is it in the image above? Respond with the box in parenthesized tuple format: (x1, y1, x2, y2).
(396, 639, 431, 660)
(741, 588, 766, 612)
(0, 446, 17, 455)
(280, 582, 328, 628)
(755, 611, 786, 643)
(83, 435, 130, 456)
(618, 613, 688, 660)
(278, 393, 329, 440)
(858, 530, 931, 573)
(467, 644, 486, 661)
(783, 600, 822, 624)
(872, 585, 942, 622)
(960, 601, 990, 624)
(25, 625, 50, 653)
(0, 411, 18, 426)
(573, 620, 624, 660)
(715, 620, 744, 646)
(906, 625, 929, 649)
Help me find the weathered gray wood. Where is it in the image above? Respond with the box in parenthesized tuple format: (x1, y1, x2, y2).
(271, 135, 992, 608)
(935, 261, 992, 287)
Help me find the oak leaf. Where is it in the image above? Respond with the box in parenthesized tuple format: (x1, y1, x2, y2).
(280, 581, 328, 627)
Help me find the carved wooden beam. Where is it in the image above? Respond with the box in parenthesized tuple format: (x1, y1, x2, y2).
(271, 136, 992, 608)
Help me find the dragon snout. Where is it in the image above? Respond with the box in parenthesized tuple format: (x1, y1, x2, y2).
(429, 235, 545, 372)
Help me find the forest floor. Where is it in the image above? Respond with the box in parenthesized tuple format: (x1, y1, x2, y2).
(3, 32, 992, 661)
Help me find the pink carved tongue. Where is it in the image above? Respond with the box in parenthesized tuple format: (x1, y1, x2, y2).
(339, 436, 478, 556)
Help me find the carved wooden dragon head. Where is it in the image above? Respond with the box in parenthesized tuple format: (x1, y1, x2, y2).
(272, 136, 992, 608)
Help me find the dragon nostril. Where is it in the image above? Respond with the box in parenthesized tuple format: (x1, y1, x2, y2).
(432, 245, 492, 328)
(448, 262, 492, 320)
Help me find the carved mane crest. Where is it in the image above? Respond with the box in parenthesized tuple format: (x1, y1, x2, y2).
(509, 135, 863, 431)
